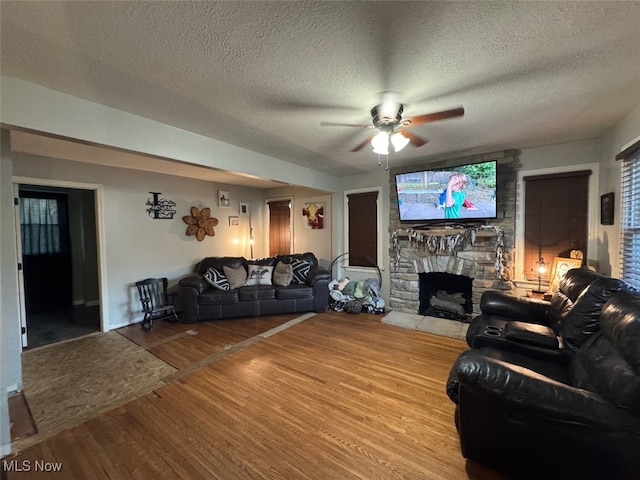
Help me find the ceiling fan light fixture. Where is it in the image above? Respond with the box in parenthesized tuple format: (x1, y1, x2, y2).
(371, 131, 389, 155)
(391, 132, 410, 152)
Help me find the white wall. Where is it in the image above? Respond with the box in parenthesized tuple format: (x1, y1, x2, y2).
(517, 138, 602, 273)
(11, 152, 267, 330)
(598, 103, 640, 276)
(0, 132, 21, 455)
(265, 186, 333, 267)
(336, 169, 391, 301)
(1, 76, 340, 194)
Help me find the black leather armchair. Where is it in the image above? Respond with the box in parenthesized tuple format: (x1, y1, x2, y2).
(466, 268, 636, 362)
(447, 291, 640, 479)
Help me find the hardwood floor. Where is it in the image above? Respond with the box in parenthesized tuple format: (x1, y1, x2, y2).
(5, 312, 505, 479)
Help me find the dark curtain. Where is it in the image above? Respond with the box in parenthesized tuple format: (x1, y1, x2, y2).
(20, 191, 72, 313)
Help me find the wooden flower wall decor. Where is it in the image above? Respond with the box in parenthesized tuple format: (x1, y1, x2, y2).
(183, 206, 218, 241)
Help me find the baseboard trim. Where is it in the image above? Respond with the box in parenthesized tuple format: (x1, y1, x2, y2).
(85, 300, 100, 307)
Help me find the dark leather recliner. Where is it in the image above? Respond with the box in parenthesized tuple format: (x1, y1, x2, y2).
(465, 268, 636, 362)
(447, 291, 640, 479)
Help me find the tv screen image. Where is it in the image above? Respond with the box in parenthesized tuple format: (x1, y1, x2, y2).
(395, 160, 497, 222)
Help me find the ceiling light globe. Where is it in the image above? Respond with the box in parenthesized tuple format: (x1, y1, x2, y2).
(371, 131, 390, 154)
(391, 132, 410, 152)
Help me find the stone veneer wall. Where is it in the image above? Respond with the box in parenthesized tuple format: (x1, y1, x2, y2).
(389, 150, 519, 315)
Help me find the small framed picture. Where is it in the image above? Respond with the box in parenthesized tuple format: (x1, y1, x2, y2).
(239, 202, 249, 215)
(548, 256, 583, 293)
(218, 190, 230, 208)
(600, 192, 614, 225)
(228, 215, 239, 227)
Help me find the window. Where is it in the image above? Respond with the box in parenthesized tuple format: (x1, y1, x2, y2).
(523, 171, 590, 281)
(619, 144, 640, 289)
(345, 188, 382, 268)
(268, 199, 291, 256)
(20, 192, 70, 255)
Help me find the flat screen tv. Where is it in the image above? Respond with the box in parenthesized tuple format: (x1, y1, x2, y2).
(395, 160, 497, 223)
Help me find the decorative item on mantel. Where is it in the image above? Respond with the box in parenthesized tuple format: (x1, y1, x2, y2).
(183, 206, 218, 241)
(146, 192, 176, 219)
(391, 225, 507, 280)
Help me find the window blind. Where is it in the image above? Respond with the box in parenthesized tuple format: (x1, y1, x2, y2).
(347, 191, 378, 267)
(523, 171, 589, 280)
(268, 200, 291, 256)
(620, 150, 640, 289)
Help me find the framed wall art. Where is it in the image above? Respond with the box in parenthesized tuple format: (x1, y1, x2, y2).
(302, 202, 324, 229)
(600, 192, 614, 225)
(239, 202, 249, 215)
(228, 215, 239, 227)
(218, 190, 230, 208)
(548, 256, 583, 294)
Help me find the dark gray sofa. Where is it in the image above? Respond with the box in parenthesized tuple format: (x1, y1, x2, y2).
(178, 252, 331, 323)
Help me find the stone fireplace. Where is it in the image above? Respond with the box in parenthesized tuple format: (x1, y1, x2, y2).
(388, 150, 519, 316)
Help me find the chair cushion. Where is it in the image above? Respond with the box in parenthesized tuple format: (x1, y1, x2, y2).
(199, 289, 239, 305)
(559, 276, 637, 350)
(276, 284, 313, 300)
(238, 286, 276, 301)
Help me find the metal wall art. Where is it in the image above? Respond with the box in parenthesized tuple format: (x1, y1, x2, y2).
(183, 206, 218, 241)
(146, 192, 176, 219)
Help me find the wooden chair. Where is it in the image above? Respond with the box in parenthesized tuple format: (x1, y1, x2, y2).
(135, 277, 179, 330)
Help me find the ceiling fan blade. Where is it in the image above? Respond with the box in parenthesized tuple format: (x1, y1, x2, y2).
(320, 121, 373, 128)
(400, 130, 428, 148)
(408, 107, 465, 127)
(350, 135, 375, 152)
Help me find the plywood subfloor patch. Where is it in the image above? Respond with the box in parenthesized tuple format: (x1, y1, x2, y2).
(18, 331, 176, 450)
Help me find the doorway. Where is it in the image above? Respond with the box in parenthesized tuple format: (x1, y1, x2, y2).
(17, 184, 101, 349)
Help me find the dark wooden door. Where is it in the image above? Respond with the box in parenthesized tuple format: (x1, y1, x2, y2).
(19, 190, 73, 314)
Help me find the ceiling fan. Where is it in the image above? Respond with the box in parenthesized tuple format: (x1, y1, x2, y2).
(321, 92, 464, 157)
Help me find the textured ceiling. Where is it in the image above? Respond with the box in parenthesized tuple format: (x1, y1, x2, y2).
(2, 1, 640, 181)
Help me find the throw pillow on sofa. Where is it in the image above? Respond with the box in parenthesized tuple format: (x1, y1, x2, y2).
(291, 258, 310, 283)
(273, 261, 293, 286)
(245, 264, 274, 286)
(203, 267, 230, 290)
(223, 265, 248, 289)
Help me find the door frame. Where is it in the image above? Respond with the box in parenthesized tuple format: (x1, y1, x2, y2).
(13, 176, 107, 343)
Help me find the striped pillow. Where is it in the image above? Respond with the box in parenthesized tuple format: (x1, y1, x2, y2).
(203, 267, 230, 290)
(291, 258, 311, 284)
